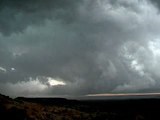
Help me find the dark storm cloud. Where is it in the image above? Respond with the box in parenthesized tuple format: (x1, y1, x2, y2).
(0, 0, 81, 35)
(1, 0, 160, 97)
(150, 0, 160, 8)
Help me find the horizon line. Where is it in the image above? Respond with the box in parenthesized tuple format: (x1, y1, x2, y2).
(86, 93, 160, 97)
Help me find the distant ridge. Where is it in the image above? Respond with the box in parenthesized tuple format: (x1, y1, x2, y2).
(15, 97, 79, 106)
(86, 92, 160, 97)
(1, 93, 160, 119)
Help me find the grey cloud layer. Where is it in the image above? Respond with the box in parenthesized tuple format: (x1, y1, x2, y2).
(0, 0, 160, 96)
(0, 0, 81, 35)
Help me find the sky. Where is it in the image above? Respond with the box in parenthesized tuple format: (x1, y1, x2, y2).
(1, 0, 160, 97)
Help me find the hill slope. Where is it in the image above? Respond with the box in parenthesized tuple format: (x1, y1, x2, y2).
(0, 94, 93, 120)
(1, 93, 160, 120)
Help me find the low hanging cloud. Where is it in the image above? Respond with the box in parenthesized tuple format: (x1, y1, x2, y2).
(0, 78, 48, 97)
(1, 0, 160, 97)
(0, 76, 67, 97)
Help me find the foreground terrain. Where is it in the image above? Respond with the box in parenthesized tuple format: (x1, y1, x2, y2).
(1, 93, 160, 120)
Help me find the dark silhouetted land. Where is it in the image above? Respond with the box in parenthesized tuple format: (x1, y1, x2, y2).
(1, 93, 160, 120)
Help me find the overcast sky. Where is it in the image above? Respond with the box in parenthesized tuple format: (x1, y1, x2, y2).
(1, 0, 160, 97)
